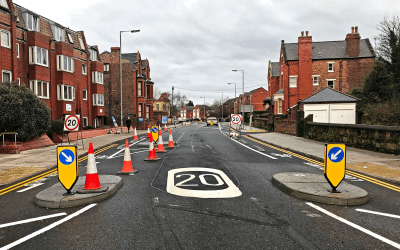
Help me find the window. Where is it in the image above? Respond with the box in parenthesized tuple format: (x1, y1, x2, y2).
(289, 76, 297, 88)
(89, 48, 97, 61)
(104, 63, 110, 72)
(29, 46, 49, 67)
(23, 13, 40, 31)
(92, 94, 104, 106)
(17, 78, 20, 85)
(57, 84, 75, 101)
(328, 63, 334, 72)
(163, 104, 167, 110)
(78, 37, 85, 50)
(0, 0, 9, 8)
(17, 43, 20, 58)
(67, 33, 73, 44)
(1, 30, 10, 48)
(92, 71, 103, 84)
(146, 85, 151, 99)
(156, 104, 159, 110)
(138, 82, 142, 96)
(278, 99, 283, 114)
(83, 89, 87, 100)
(146, 106, 150, 119)
(138, 104, 142, 117)
(82, 64, 87, 75)
(30, 80, 49, 98)
(312, 75, 319, 86)
(83, 117, 88, 127)
(57, 55, 74, 73)
(2, 70, 11, 82)
(327, 80, 335, 88)
(52, 26, 65, 42)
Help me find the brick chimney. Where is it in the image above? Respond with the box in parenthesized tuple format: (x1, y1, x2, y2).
(298, 31, 313, 100)
(346, 26, 361, 57)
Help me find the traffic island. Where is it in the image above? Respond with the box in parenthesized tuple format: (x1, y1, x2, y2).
(272, 172, 369, 206)
(35, 175, 122, 209)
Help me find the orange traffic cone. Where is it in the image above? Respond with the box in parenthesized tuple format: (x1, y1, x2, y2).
(133, 127, 139, 140)
(157, 129, 167, 153)
(147, 125, 151, 138)
(77, 142, 108, 193)
(168, 128, 175, 148)
(164, 123, 167, 131)
(117, 139, 138, 174)
(144, 135, 161, 161)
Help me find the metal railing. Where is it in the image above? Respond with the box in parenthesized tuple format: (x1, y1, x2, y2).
(1, 132, 18, 148)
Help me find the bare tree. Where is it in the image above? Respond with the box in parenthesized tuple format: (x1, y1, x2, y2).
(153, 87, 162, 100)
(164, 91, 187, 116)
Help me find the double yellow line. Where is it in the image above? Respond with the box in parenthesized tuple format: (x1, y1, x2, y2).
(0, 144, 117, 196)
(245, 135, 400, 193)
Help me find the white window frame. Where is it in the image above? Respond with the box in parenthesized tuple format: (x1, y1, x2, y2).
(83, 89, 87, 100)
(92, 71, 103, 84)
(89, 48, 98, 61)
(1, 29, 10, 48)
(83, 117, 88, 127)
(327, 79, 336, 88)
(104, 63, 110, 72)
(138, 104, 142, 117)
(67, 33, 73, 44)
(278, 99, 283, 114)
(78, 37, 85, 50)
(57, 55, 74, 73)
(289, 76, 297, 88)
(0, 0, 9, 9)
(23, 13, 40, 32)
(312, 75, 319, 86)
(57, 84, 75, 101)
(29, 46, 49, 67)
(92, 94, 104, 106)
(53, 26, 65, 42)
(17, 43, 20, 58)
(2, 70, 11, 82)
(328, 62, 334, 72)
(138, 82, 142, 96)
(82, 63, 87, 75)
(17, 78, 20, 85)
(30, 80, 49, 99)
(146, 106, 150, 119)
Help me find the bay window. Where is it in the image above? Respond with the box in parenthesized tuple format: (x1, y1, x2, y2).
(92, 94, 104, 106)
(30, 80, 49, 99)
(92, 71, 103, 84)
(29, 46, 49, 67)
(57, 55, 74, 73)
(57, 84, 75, 101)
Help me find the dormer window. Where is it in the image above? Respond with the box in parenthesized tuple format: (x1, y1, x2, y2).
(51, 25, 65, 42)
(67, 33, 73, 44)
(89, 48, 98, 61)
(0, 0, 9, 9)
(78, 37, 85, 50)
(23, 13, 40, 32)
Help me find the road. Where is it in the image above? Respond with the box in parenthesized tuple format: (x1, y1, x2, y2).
(1, 123, 400, 249)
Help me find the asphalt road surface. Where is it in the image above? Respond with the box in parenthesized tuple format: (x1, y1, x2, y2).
(1, 123, 400, 249)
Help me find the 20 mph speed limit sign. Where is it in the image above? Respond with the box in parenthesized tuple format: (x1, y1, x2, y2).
(64, 115, 80, 131)
(230, 114, 242, 125)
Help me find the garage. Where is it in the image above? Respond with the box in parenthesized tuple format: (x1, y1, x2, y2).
(300, 88, 359, 124)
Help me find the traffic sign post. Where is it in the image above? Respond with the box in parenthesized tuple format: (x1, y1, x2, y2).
(57, 145, 79, 195)
(324, 143, 346, 193)
(230, 114, 242, 136)
(162, 116, 168, 124)
(151, 126, 159, 142)
(64, 115, 80, 131)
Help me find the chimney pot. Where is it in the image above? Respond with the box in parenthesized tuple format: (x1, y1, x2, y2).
(301, 31, 304, 36)
(355, 26, 358, 33)
(351, 26, 354, 33)
(306, 31, 309, 36)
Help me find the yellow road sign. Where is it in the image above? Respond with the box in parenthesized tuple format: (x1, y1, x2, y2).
(151, 126, 159, 142)
(57, 146, 79, 193)
(324, 143, 346, 190)
(210, 121, 213, 126)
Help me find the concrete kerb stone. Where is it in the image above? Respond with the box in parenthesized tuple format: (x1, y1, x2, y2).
(272, 172, 369, 206)
(35, 175, 123, 208)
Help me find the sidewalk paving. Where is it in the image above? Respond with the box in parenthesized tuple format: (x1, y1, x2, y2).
(241, 125, 400, 185)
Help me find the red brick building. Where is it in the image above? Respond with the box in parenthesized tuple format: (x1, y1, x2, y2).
(236, 87, 269, 112)
(193, 105, 211, 120)
(153, 92, 170, 122)
(100, 49, 154, 127)
(180, 106, 194, 120)
(1, 0, 105, 127)
(269, 27, 375, 114)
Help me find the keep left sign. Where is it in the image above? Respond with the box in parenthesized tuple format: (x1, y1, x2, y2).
(57, 146, 79, 193)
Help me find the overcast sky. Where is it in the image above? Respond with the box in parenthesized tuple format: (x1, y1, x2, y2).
(14, 0, 399, 106)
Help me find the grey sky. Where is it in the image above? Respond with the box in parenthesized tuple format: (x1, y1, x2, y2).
(14, 0, 399, 107)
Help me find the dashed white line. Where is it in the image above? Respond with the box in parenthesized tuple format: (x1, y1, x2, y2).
(0, 213, 67, 229)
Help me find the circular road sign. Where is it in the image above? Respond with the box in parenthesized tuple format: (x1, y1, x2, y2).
(230, 114, 242, 125)
(64, 115, 80, 131)
(328, 147, 344, 163)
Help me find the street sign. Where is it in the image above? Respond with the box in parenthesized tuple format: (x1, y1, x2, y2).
(111, 116, 118, 128)
(57, 146, 79, 193)
(324, 143, 346, 191)
(64, 115, 80, 131)
(151, 126, 159, 142)
(230, 114, 242, 125)
(162, 116, 168, 124)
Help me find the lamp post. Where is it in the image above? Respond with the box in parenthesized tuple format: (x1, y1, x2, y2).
(120, 29, 140, 133)
(232, 70, 244, 127)
(228, 82, 236, 114)
(218, 92, 223, 120)
(200, 96, 205, 121)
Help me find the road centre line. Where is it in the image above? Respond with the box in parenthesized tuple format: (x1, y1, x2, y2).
(0, 213, 67, 229)
(0, 204, 96, 250)
(306, 202, 400, 249)
(356, 209, 400, 219)
(108, 139, 145, 159)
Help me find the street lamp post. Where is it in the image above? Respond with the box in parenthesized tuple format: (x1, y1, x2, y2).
(228, 82, 236, 114)
(120, 29, 140, 133)
(232, 70, 244, 128)
(200, 96, 205, 121)
(218, 92, 223, 120)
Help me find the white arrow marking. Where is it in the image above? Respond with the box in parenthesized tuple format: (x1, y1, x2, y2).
(61, 152, 72, 162)
(331, 149, 342, 160)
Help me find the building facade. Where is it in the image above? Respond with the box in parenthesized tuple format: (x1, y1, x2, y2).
(1, 0, 105, 127)
(235, 87, 269, 113)
(153, 92, 170, 122)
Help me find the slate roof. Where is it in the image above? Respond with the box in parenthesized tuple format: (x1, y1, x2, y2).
(122, 53, 138, 70)
(244, 87, 266, 97)
(141, 60, 146, 69)
(274, 89, 284, 95)
(283, 39, 375, 61)
(184, 106, 195, 112)
(300, 87, 360, 103)
(196, 105, 211, 110)
(271, 62, 280, 77)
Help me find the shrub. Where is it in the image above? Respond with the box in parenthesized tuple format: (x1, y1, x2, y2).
(47, 119, 64, 135)
(0, 82, 50, 141)
(361, 99, 400, 126)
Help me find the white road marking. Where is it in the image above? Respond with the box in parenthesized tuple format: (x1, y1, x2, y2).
(17, 183, 45, 193)
(229, 138, 277, 159)
(0, 204, 96, 250)
(108, 138, 146, 159)
(191, 141, 194, 153)
(306, 202, 400, 249)
(356, 209, 400, 219)
(176, 132, 185, 142)
(0, 213, 67, 229)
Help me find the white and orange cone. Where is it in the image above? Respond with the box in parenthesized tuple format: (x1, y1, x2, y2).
(164, 123, 167, 131)
(147, 125, 151, 138)
(157, 129, 167, 153)
(117, 139, 138, 174)
(133, 127, 139, 140)
(168, 128, 175, 148)
(144, 135, 161, 161)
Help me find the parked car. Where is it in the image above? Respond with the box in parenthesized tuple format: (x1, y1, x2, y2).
(206, 117, 218, 126)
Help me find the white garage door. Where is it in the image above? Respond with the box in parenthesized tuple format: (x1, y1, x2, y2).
(304, 103, 356, 124)
(304, 104, 329, 123)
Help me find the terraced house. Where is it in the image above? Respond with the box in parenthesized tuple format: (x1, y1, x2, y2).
(0, 0, 105, 127)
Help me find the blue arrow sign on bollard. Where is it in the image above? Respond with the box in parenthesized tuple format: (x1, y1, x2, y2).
(59, 149, 75, 165)
(328, 147, 344, 163)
